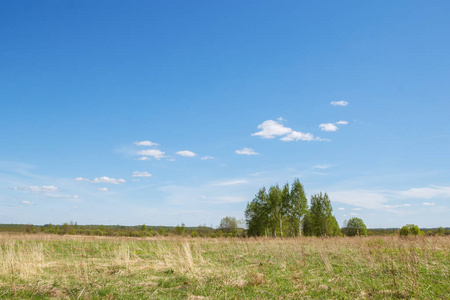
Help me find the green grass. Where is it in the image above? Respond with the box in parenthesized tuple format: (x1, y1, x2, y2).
(0, 234, 449, 299)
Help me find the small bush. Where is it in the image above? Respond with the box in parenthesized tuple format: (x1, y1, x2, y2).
(343, 217, 367, 237)
(399, 224, 420, 236)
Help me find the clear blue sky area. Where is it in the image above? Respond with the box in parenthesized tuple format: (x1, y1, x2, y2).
(1, 1, 449, 228)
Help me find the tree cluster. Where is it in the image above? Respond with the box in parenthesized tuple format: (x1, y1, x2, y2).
(245, 179, 341, 237)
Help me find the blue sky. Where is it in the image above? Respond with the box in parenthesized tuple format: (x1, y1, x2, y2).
(1, 1, 449, 228)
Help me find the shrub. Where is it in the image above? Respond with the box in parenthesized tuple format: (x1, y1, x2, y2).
(343, 217, 367, 236)
(437, 227, 446, 236)
(399, 224, 420, 236)
(191, 231, 199, 238)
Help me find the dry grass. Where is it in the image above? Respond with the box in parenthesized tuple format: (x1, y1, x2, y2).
(0, 233, 449, 299)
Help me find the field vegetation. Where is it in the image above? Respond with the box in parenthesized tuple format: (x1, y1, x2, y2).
(0, 233, 448, 299)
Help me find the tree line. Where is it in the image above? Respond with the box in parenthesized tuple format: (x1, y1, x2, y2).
(244, 179, 450, 237)
(0, 221, 245, 238)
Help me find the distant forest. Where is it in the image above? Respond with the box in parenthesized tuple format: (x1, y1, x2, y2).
(0, 223, 448, 238)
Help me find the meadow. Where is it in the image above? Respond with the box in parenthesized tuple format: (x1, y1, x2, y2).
(0, 234, 448, 299)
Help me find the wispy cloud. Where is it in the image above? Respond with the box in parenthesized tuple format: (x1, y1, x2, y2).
(137, 149, 166, 160)
(201, 156, 214, 160)
(137, 157, 150, 161)
(97, 187, 109, 192)
(132, 171, 152, 178)
(176, 150, 196, 157)
(75, 176, 126, 184)
(328, 190, 392, 210)
(330, 100, 349, 106)
(280, 131, 315, 141)
(47, 194, 80, 200)
(21, 200, 33, 206)
(338, 207, 345, 211)
(14, 185, 79, 201)
(329, 185, 450, 212)
(15, 185, 59, 193)
(235, 148, 259, 155)
(383, 204, 411, 208)
(214, 179, 248, 186)
(135, 140, 159, 146)
(313, 164, 331, 169)
(395, 186, 450, 199)
(336, 121, 349, 125)
(210, 196, 247, 203)
(159, 182, 250, 206)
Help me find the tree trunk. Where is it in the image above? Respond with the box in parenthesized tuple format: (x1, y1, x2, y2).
(280, 218, 283, 238)
(299, 217, 302, 238)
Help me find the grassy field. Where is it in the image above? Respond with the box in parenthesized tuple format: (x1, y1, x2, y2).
(0, 234, 448, 299)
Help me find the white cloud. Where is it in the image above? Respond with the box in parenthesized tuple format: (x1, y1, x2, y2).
(46, 194, 80, 200)
(15, 185, 79, 201)
(132, 171, 152, 178)
(214, 180, 248, 186)
(383, 204, 411, 208)
(350, 213, 358, 216)
(176, 150, 196, 157)
(328, 190, 389, 210)
(351, 208, 362, 211)
(330, 185, 450, 212)
(93, 177, 125, 184)
(313, 164, 331, 169)
(235, 148, 259, 155)
(212, 196, 247, 203)
(252, 119, 323, 142)
(338, 207, 345, 211)
(137, 149, 166, 160)
(252, 120, 293, 139)
(280, 131, 315, 141)
(330, 100, 349, 106)
(21, 200, 33, 206)
(135, 140, 159, 146)
(18, 185, 59, 193)
(196, 195, 248, 203)
(75, 176, 126, 184)
(336, 121, 349, 125)
(137, 157, 150, 161)
(319, 123, 338, 132)
(395, 186, 450, 199)
(97, 187, 109, 192)
(201, 156, 214, 160)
